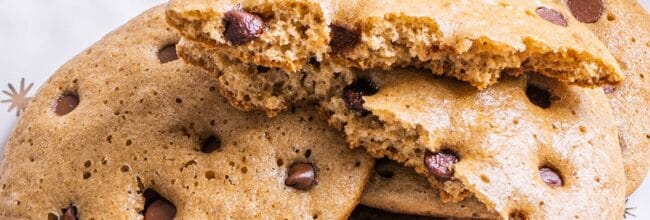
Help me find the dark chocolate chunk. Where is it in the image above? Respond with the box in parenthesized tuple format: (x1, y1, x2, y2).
(329, 24, 361, 54)
(285, 162, 315, 190)
(342, 78, 379, 115)
(144, 200, 177, 220)
(158, 44, 178, 63)
(61, 205, 77, 220)
(536, 7, 568, 27)
(526, 85, 552, 109)
(54, 93, 80, 116)
(223, 10, 265, 45)
(423, 150, 459, 181)
(539, 167, 563, 188)
(567, 0, 604, 23)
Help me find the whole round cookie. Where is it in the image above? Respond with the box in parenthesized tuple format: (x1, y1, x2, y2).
(562, 0, 650, 196)
(0, 5, 373, 219)
(360, 158, 498, 219)
(324, 70, 625, 218)
(167, 0, 622, 89)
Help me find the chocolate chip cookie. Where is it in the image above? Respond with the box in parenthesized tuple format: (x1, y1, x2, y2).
(360, 158, 498, 219)
(0, 5, 373, 219)
(324, 69, 625, 218)
(561, 0, 650, 196)
(167, 0, 622, 90)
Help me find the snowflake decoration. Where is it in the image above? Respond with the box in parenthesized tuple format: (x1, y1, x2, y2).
(625, 198, 636, 219)
(1, 78, 34, 116)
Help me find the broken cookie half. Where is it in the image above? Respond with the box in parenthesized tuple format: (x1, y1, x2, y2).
(324, 70, 625, 218)
(167, 0, 622, 90)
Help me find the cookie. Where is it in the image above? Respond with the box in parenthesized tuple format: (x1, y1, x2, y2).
(561, 0, 650, 196)
(0, 5, 373, 219)
(324, 69, 625, 218)
(167, 0, 622, 89)
(177, 39, 355, 117)
(360, 158, 498, 219)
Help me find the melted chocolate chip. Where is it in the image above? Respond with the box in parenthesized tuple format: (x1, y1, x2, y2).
(526, 85, 552, 109)
(423, 150, 459, 181)
(54, 93, 80, 116)
(144, 200, 177, 220)
(329, 24, 361, 54)
(201, 135, 221, 153)
(61, 205, 77, 220)
(539, 167, 563, 188)
(223, 10, 265, 45)
(285, 163, 315, 190)
(567, 0, 603, 23)
(342, 79, 379, 115)
(536, 7, 568, 27)
(603, 85, 616, 94)
(158, 44, 178, 63)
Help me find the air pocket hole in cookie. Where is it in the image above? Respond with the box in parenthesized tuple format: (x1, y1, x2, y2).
(374, 158, 395, 179)
(525, 84, 552, 109)
(200, 135, 221, 153)
(539, 166, 563, 188)
(142, 189, 177, 220)
(157, 43, 178, 64)
(53, 93, 80, 116)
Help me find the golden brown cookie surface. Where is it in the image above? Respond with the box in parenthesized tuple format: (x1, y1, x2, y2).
(168, 0, 622, 89)
(360, 158, 498, 219)
(560, 0, 650, 196)
(0, 5, 373, 219)
(324, 70, 626, 219)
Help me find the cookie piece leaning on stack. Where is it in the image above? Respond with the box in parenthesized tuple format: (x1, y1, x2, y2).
(0, 5, 374, 219)
(167, 0, 624, 116)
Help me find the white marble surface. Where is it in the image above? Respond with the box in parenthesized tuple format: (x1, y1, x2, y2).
(0, 0, 648, 218)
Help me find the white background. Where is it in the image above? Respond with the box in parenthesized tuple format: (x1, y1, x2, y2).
(0, 0, 648, 218)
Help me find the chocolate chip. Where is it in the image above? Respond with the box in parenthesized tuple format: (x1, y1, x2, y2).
(423, 150, 459, 181)
(285, 162, 315, 190)
(536, 7, 568, 27)
(54, 93, 79, 116)
(144, 200, 176, 220)
(223, 9, 265, 45)
(329, 24, 361, 54)
(525, 85, 552, 109)
(603, 85, 616, 94)
(567, 0, 603, 23)
(61, 205, 77, 220)
(509, 211, 528, 220)
(343, 79, 379, 115)
(158, 44, 178, 63)
(539, 167, 563, 188)
(142, 189, 176, 220)
(201, 135, 221, 153)
(375, 158, 395, 179)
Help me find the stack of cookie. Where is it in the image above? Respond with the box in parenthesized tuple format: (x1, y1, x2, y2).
(0, 0, 647, 219)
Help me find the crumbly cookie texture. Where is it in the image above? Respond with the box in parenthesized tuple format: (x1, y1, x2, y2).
(323, 70, 625, 219)
(0, 5, 373, 219)
(564, 0, 650, 196)
(167, 0, 622, 89)
(177, 39, 355, 117)
(360, 158, 498, 219)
